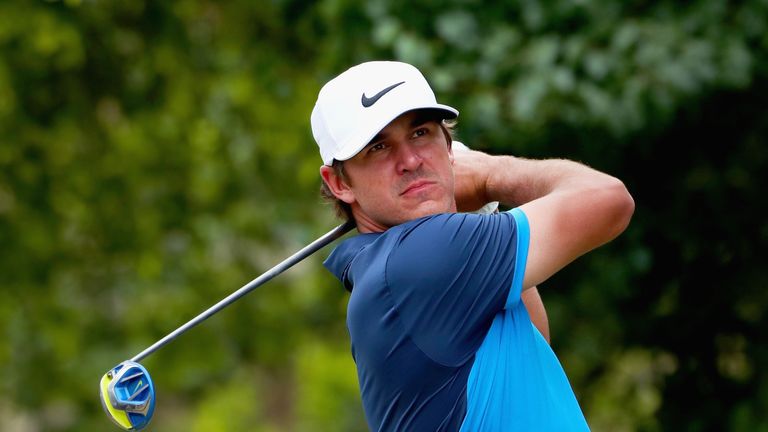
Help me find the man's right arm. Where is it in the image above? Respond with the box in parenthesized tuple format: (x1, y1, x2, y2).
(453, 150, 635, 290)
(522, 286, 550, 343)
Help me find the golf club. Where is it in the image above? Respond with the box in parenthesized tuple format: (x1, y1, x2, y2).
(99, 221, 354, 430)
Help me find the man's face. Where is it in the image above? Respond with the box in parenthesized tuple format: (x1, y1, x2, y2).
(323, 110, 457, 232)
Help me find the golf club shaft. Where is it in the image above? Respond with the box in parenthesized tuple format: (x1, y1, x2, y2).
(130, 221, 355, 363)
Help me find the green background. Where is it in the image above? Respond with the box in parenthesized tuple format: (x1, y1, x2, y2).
(1, 0, 767, 431)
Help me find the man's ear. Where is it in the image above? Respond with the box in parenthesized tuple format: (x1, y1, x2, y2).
(320, 165, 356, 204)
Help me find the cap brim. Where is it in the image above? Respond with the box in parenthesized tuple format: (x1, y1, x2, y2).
(332, 104, 459, 163)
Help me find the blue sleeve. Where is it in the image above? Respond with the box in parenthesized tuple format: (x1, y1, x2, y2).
(507, 208, 530, 308)
(385, 209, 529, 367)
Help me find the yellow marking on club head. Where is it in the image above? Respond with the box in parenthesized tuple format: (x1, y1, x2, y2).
(100, 373, 133, 430)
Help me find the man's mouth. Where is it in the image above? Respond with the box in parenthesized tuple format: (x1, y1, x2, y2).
(401, 180, 435, 196)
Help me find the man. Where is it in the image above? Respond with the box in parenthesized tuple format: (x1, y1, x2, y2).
(311, 61, 634, 431)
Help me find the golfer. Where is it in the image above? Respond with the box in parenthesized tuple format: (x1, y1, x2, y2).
(311, 61, 634, 431)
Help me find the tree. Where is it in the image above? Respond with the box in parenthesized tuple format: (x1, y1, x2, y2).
(1, 0, 766, 430)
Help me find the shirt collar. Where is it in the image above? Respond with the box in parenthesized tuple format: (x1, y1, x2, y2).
(323, 232, 381, 291)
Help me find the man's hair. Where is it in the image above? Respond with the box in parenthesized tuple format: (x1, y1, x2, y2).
(320, 118, 456, 225)
(320, 159, 355, 222)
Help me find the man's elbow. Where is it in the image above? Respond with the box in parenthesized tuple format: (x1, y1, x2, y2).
(602, 178, 635, 241)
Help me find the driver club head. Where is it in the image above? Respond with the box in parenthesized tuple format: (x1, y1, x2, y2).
(99, 361, 155, 430)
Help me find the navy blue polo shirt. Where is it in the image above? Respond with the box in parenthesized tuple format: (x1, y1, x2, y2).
(324, 209, 589, 431)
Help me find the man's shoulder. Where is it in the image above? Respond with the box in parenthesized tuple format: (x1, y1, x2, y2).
(387, 211, 518, 272)
(326, 211, 519, 288)
(397, 211, 488, 235)
(395, 211, 515, 244)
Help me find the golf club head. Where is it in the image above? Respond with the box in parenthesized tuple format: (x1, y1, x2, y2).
(99, 361, 155, 430)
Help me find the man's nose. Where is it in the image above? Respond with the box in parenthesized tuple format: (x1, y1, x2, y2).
(395, 142, 422, 174)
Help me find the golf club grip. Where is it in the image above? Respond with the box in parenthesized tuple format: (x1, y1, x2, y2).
(130, 221, 355, 363)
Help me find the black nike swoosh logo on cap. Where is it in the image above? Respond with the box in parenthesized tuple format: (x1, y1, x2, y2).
(361, 81, 405, 107)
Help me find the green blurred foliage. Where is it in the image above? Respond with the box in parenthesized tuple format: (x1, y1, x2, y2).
(0, 0, 766, 431)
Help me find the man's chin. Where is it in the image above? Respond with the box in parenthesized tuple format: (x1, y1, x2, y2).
(404, 200, 455, 221)
(360, 199, 457, 230)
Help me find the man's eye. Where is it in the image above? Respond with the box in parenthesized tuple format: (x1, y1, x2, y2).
(413, 128, 428, 138)
(369, 143, 385, 153)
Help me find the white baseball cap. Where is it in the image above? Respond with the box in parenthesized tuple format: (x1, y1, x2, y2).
(311, 61, 459, 166)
